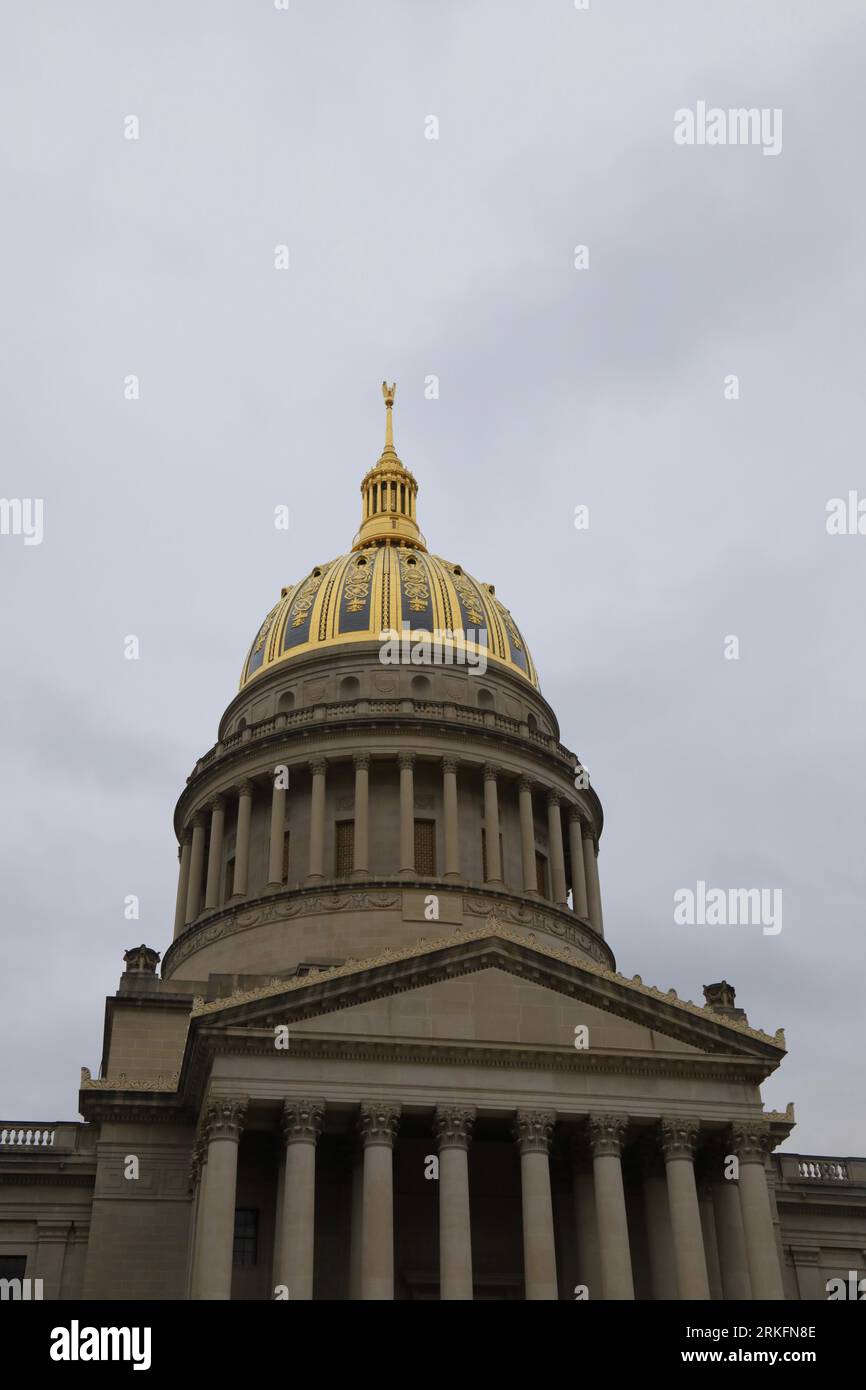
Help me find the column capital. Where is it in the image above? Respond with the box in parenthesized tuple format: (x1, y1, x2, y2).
(513, 1108, 556, 1154)
(731, 1120, 774, 1163)
(203, 1095, 248, 1144)
(483, 763, 499, 782)
(353, 752, 371, 771)
(433, 1104, 476, 1152)
(359, 1101, 401, 1148)
(581, 821, 597, 843)
(191, 811, 207, 830)
(546, 788, 563, 807)
(181, 828, 193, 847)
(660, 1116, 701, 1160)
(236, 779, 255, 798)
(397, 752, 415, 771)
(588, 1113, 629, 1157)
(567, 805, 584, 825)
(442, 756, 460, 775)
(309, 758, 328, 777)
(282, 1097, 325, 1146)
(518, 775, 535, 794)
(207, 794, 226, 813)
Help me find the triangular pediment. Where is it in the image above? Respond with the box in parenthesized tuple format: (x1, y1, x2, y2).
(188, 922, 785, 1065)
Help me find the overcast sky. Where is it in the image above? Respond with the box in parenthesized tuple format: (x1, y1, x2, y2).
(1, 1, 864, 1153)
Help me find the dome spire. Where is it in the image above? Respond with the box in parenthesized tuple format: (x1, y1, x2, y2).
(352, 381, 427, 551)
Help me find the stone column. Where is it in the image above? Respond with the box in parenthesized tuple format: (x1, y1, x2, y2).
(193, 1096, 248, 1300)
(231, 781, 254, 898)
(271, 1148, 286, 1293)
(185, 814, 206, 923)
(266, 768, 287, 889)
(189, 1135, 209, 1299)
(359, 1102, 401, 1299)
(352, 754, 370, 877)
(307, 759, 327, 882)
(546, 792, 568, 906)
(434, 1104, 476, 1300)
(513, 1109, 558, 1299)
(582, 824, 604, 936)
(732, 1123, 785, 1299)
(660, 1118, 710, 1299)
(276, 1098, 324, 1300)
(173, 832, 192, 939)
(204, 796, 226, 910)
(588, 1114, 634, 1299)
(712, 1172, 752, 1299)
(442, 758, 460, 880)
(483, 765, 503, 885)
(570, 1137, 602, 1298)
(567, 809, 589, 918)
(518, 778, 538, 895)
(698, 1181, 724, 1300)
(398, 753, 416, 877)
(639, 1140, 679, 1300)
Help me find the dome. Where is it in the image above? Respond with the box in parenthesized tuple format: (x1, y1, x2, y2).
(240, 384, 538, 690)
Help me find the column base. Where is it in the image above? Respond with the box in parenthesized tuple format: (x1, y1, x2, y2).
(352, 868, 369, 880)
(305, 874, 325, 886)
(264, 881, 284, 894)
(442, 872, 461, 883)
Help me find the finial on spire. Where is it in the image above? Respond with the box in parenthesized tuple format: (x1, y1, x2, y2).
(382, 381, 396, 449)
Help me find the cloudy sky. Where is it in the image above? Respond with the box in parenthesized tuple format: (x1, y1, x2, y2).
(1, 1, 864, 1152)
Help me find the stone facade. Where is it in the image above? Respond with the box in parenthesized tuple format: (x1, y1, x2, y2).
(2, 395, 864, 1300)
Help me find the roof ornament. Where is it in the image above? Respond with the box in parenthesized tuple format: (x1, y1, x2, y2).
(382, 380, 396, 451)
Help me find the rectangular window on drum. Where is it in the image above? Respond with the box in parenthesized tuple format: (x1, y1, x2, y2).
(414, 819, 436, 876)
(335, 820, 354, 878)
(535, 851, 548, 899)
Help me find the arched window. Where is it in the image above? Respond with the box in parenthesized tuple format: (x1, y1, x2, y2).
(411, 674, 431, 699)
(278, 691, 295, 713)
(478, 687, 494, 710)
(339, 675, 360, 699)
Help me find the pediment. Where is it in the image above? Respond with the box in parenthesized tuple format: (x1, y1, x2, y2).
(188, 922, 785, 1065)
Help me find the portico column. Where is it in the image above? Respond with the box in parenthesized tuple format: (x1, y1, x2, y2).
(483, 765, 503, 884)
(588, 1113, 634, 1299)
(352, 754, 370, 877)
(567, 809, 589, 918)
(359, 1101, 401, 1299)
(698, 1181, 724, 1300)
(639, 1139, 679, 1299)
(205, 796, 226, 909)
(518, 778, 538, 895)
(266, 767, 288, 889)
(173, 832, 192, 938)
(442, 758, 460, 880)
(193, 1096, 248, 1300)
(582, 824, 604, 936)
(187, 1136, 208, 1298)
(546, 792, 568, 906)
(513, 1109, 558, 1299)
(185, 814, 206, 923)
(434, 1105, 476, 1299)
(34, 1222, 71, 1301)
(660, 1118, 710, 1299)
(712, 1170, 752, 1299)
(277, 1098, 324, 1300)
(732, 1122, 785, 1299)
(231, 781, 254, 898)
(307, 759, 327, 882)
(570, 1137, 602, 1298)
(398, 753, 415, 876)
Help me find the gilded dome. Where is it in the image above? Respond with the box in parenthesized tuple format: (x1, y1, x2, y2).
(240, 384, 538, 690)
